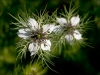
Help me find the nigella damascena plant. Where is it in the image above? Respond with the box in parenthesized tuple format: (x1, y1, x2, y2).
(17, 18, 55, 56)
(54, 15, 82, 44)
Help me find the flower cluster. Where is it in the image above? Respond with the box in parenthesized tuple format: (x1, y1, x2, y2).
(8, 3, 94, 74)
(11, 5, 92, 73)
(16, 14, 84, 56)
(10, 5, 90, 59)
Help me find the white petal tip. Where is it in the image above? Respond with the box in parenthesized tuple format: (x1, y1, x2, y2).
(71, 15, 80, 26)
(56, 17, 67, 25)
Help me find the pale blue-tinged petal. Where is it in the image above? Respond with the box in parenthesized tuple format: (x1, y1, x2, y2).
(42, 24, 55, 34)
(28, 18, 38, 31)
(18, 28, 30, 33)
(17, 28, 30, 39)
(17, 32, 30, 39)
(28, 43, 38, 56)
(65, 34, 73, 44)
(53, 25, 61, 33)
(71, 15, 80, 26)
(41, 39, 51, 51)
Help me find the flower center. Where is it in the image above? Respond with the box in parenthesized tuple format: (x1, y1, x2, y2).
(30, 28, 47, 43)
(63, 23, 75, 34)
(37, 34, 41, 39)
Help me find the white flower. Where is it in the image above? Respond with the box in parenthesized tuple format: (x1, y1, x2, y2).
(17, 18, 55, 56)
(56, 15, 82, 44)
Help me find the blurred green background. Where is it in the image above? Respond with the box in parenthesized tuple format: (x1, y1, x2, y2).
(0, 0, 100, 75)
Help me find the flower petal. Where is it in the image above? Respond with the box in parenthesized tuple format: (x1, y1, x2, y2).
(42, 24, 55, 34)
(18, 29, 26, 33)
(73, 30, 82, 40)
(65, 34, 73, 44)
(41, 40, 51, 51)
(71, 15, 80, 26)
(18, 28, 30, 33)
(56, 17, 67, 25)
(17, 28, 30, 39)
(28, 18, 38, 30)
(28, 43, 38, 56)
(53, 25, 61, 33)
(17, 32, 30, 39)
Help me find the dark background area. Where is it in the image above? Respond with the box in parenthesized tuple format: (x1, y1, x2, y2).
(0, 0, 100, 75)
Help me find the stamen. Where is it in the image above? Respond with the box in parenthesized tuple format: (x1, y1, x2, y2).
(47, 29, 50, 33)
(30, 28, 48, 44)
